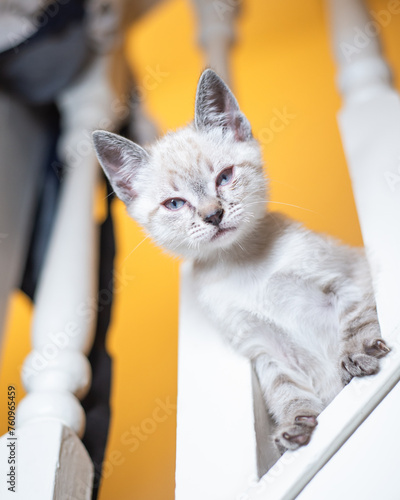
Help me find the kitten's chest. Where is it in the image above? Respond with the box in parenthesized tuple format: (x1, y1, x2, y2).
(194, 259, 275, 322)
(192, 254, 338, 341)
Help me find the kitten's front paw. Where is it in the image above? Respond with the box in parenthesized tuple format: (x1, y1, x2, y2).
(340, 338, 390, 385)
(274, 414, 318, 454)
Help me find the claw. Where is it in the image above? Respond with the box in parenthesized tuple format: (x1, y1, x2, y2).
(376, 339, 390, 353)
(295, 415, 318, 427)
(283, 432, 310, 445)
(275, 413, 319, 452)
(364, 338, 391, 358)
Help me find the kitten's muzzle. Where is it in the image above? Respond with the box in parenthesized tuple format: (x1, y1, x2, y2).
(204, 209, 224, 226)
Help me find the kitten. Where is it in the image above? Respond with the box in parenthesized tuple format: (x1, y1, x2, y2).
(92, 69, 390, 453)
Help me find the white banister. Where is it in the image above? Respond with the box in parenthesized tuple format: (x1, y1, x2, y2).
(0, 135, 97, 500)
(191, 0, 239, 84)
(176, 264, 262, 500)
(328, 0, 400, 338)
(237, 1, 400, 498)
(17, 143, 98, 435)
(325, 0, 393, 103)
(0, 53, 126, 499)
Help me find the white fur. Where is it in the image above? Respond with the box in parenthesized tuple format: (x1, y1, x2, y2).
(93, 69, 387, 452)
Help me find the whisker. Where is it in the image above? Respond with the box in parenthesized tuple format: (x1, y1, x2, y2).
(242, 199, 316, 214)
(242, 201, 267, 207)
(237, 241, 245, 252)
(123, 235, 151, 262)
(269, 201, 317, 214)
(242, 188, 266, 202)
(103, 190, 116, 200)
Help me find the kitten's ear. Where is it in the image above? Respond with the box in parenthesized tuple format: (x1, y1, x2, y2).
(195, 69, 252, 141)
(93, 131, 149, 205)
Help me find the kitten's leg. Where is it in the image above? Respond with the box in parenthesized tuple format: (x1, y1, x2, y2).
(339, 294, 390, 385)
(253, 356, 323, 454)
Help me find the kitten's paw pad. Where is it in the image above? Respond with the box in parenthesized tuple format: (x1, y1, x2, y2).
(274, 415, 318, 453)
(341, 338, 390, 384)
(363, 338, 390, 358)
(341, 353, 379, 383)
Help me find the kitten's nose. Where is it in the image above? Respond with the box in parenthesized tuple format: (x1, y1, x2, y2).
(204, 209, 224, 226)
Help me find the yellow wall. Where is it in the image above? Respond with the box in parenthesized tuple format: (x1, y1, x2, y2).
(1, 0, 400, 499)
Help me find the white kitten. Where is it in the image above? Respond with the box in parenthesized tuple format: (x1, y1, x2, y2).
(93, 69, 390, 453)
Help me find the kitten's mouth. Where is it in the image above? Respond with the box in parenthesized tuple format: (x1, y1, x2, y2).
(211, 227, 236, 241)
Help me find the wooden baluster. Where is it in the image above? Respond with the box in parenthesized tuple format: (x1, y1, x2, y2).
(17, 135, 98, 440)
(0, 128, 97, 500)
(326, 0, 400, 338)
(326, 0, 393, 103)
(0, 53, 126, 499)
(191, 0, 239, 85)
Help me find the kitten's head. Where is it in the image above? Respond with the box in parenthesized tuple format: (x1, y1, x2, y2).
(93, 69, 267, 260)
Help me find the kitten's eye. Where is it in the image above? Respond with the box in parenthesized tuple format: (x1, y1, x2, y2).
(216, 167, 234, 187)
(163, 198, 186, 211)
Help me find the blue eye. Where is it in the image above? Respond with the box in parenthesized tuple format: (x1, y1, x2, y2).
(217, 167, 234, 187)
(163, 198, 186, 211)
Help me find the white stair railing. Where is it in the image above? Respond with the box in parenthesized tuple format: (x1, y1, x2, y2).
(0, 54, 125, 499)
(191, 0, 239, 85)
(327, 0, 400, 337)
(0, 129, 97, 500)
(18, 125, 98, 441)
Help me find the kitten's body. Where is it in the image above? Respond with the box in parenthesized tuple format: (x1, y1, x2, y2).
(192, 211, 367, 404)
(93, 70, 389, 452)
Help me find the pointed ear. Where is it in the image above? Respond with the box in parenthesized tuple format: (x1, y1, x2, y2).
(92, 131, 149, 205)
(194, 69, 252, 141)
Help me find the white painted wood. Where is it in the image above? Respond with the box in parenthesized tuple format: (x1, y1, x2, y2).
(17, 135, 99, 438)
(337, 93, 400, 339)
(176, 262, 259, 500)
(327, 0, 400, 346)
(297, 380, 400, 500)
(17, 53, 125, 437)
(191, 0, 238, 84)
(325, 0, 393, 104)
(0, 420, 93, 499)
(0, 53, 126, 498)
(237, 347, 400, 500)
